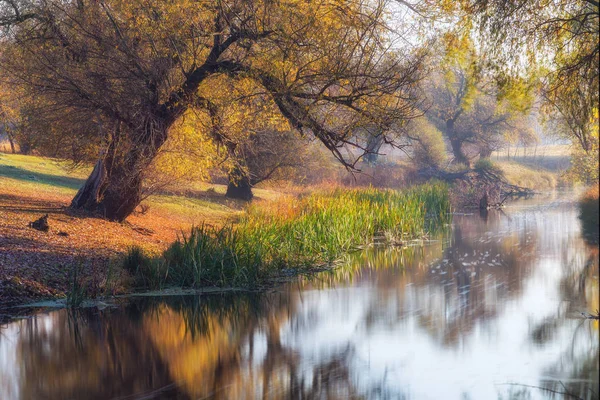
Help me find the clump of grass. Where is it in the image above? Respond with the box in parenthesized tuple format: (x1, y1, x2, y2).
(474, 158, 497, 171)
(122, 247, 167, 289)
(164, 224, 262, 287)
(154, 182, 451, 288)
(123, 246, 150, 275)
(66, 263, 87, 308)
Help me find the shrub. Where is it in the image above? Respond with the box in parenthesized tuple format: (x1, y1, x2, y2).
(408, 118, 447, 169)
(474, 157, 495, 171)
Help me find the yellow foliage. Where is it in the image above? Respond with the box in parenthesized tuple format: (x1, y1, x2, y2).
(150, 110, 219, 184)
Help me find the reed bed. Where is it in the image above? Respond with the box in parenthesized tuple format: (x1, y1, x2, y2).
(130, 182, 451, 288)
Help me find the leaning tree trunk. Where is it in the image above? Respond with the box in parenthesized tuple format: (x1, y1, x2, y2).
(71, 159, 144, 222)
(71, 126, 167, 221)
(226, 164, 253, 201)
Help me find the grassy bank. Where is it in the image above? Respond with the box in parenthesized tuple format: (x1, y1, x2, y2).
(0, 153, 451, 309)
(127, 183, 451, 289)
(0, 153, 277, 309)
(492, 144, 572, 191)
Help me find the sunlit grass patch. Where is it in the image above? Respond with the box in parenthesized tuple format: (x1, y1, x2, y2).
(495, 160, 560, 190)
(132, 182, 451, 288)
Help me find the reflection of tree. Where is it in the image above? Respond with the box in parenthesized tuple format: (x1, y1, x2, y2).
(529, 240, 600, 400)
(541, 347, 599, 400)
(9, 293, 380, 399)
(16, 308, 189, 400)
(407, 210, 539, 347)
(141, 295, 371, 399)
(558, 241, 599, 317)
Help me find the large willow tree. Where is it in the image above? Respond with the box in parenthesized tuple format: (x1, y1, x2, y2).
(0, 0, 425, 220)
(464, 0, 599, 181)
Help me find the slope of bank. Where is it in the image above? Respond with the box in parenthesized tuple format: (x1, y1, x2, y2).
(1, 153, 451, 313)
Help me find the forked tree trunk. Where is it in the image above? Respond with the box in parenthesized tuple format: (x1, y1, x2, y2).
(226, 165, 253, 201)
(446, 119, 469, 166)
(449, 137, 469, 166)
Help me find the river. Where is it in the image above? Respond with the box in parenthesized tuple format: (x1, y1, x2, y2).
(0, 192, 598, 400)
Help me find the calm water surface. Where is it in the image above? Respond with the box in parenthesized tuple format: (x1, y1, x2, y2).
(1, 192, 598, 400)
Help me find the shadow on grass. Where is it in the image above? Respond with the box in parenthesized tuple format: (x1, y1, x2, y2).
(0, 164, 85, 191)
(155, 187, 260, 211)
(0, 193, 66, 213)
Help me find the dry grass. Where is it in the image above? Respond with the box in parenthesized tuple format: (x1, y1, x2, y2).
(492, 144, 571, 174)
(495, 160, 560, 190)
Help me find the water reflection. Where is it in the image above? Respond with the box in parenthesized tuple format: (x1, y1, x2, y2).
(0, 194, 598, 400)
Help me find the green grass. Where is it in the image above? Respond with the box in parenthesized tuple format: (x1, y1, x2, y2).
(0, 153, 247, 222)
(128, 182, 451, 288)
(0, 153, 87, 194)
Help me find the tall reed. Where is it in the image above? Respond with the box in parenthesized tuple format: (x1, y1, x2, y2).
(146, 182, 451, 288)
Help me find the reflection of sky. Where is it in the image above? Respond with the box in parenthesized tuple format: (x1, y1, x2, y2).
(0, 314, 56, 400)
(0, 323, 21, 400)
(280, 200, 599, 399)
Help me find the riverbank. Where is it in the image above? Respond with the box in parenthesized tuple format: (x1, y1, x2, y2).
(0, 151, 576, 314)
(0, 153, 451, 313)
(124, 184, 450, 292)
(0, 153, 282, 310)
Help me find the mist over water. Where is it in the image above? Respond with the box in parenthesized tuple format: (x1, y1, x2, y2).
(0, 192, 598, 400)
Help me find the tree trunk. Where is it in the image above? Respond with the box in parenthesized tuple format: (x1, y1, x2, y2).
(449, 137, 469, 165)
(70, 160, 143, 221)
(226, 165, 253, 201)
(6, 130, 16, 154)
(364, 131, 384, 165)
(446, 119, 469, 166)
(19, 141, 32, 155)
(70, 125, 167, 221)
